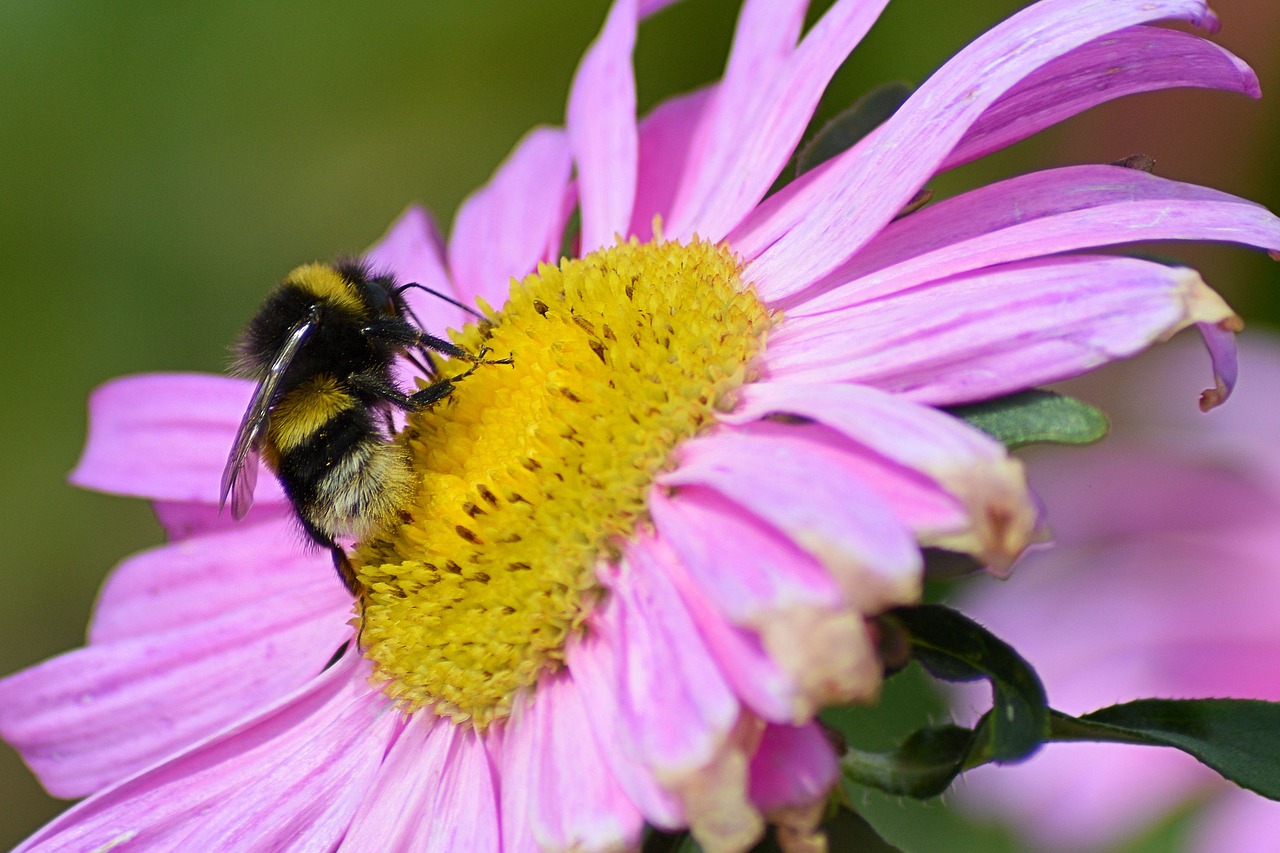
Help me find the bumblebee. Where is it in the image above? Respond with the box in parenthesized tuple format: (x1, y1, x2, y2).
(220, 259, 504, 593)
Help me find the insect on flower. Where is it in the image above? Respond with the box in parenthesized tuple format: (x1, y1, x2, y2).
(219, 259, 510, 593)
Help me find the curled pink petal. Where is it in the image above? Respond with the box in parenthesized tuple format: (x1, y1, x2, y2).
(724, 382, 1040, 572)
(650, 488, 880, 714)
(748, 722, 838, 815)
(790, 165, 1280, 315)
(661, 424, 922, 610)
(567, 0, 639, 253)
(944, 26, 1261, 171)
(652, 534, 801, 724)
(770, 255, 1239, 407)
(1195, 316, 1243, 411)
(572, 540, 739, 777)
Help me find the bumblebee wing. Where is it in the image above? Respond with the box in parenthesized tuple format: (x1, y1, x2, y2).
(220, 306, 320, 519)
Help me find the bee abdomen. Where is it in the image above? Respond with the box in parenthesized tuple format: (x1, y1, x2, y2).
(311, 440, 415, 539)
(274, 405, 415, 542)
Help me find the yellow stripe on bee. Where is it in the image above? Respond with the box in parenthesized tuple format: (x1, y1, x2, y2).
(267, 375, 356, 454)
(286, 263, 364, 314)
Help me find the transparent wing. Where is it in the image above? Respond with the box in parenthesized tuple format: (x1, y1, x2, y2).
(219, 306, 319, 519)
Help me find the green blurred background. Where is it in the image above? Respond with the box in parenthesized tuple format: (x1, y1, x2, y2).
(0, 0, 1275, 849)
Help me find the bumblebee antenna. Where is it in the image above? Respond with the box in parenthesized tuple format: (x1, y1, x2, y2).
(397, 282, 484, 320)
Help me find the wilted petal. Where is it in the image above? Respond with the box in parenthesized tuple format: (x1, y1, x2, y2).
(650, 488, 878, 714)
(723, 382, 1040, 572)
(661, 424, 922, 610)
(567, 0, 639, 253)
(769, 255, 1239, 407)
(748, 722, 838, 815)
(341, 716, 499, 853)
(570, 542, 738, 776)
(448, 127, 573, 305)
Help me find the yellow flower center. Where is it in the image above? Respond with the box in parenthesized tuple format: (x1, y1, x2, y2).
(351, 236, 774, 728)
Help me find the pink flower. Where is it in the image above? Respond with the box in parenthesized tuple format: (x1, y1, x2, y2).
(3, 1, 1276, 850)
(950, 336, 1280, 853)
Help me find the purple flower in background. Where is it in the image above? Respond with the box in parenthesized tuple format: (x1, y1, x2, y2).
(951, 336, 1280, 853)
(2, 0, 1276, 850)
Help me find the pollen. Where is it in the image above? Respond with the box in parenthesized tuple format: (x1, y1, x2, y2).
(351, 235, 774, 727)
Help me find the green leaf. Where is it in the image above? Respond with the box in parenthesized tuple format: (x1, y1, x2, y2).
(890, 605, 1050, 763)
(944, 390, 1109, 450)
(842, 725, 976, 798)
(795, 82, 913, 176)
(1052, 699, 1280, 800)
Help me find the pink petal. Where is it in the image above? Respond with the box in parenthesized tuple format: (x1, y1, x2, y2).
(501, 673, 644, 853)
(0, 540, 350, 798)
(666, 0, 887, 242)
(733, 0, 1218, 300)
(723, 382, 1040, 572)
(650, 488, 880, 715)
(1196, 318, 1241, 410)
(447, 127, 573, 305)
(628, 86, 713, 241)
(648, 487, 843, 624)
(747, 722, 838, 814)
(340, 716, 499, 853)
(70, 373, 287, 508)
(567, 0, 639, 253)
(570, 540, 738, 776)
(15, 656, 397, 853)
(768, 255, 1239, 407)
(659, 423, 922, 611)
(363, 204, 466, 332)
(89, 518, 344, 644)
(638, 0, 684, 15)
(943, 26, 1260, 171)
(649, 533, 801, 724)
(662, 0, 806, 240)
(151, 500, 293, 541)
(563, 646, 685, 830)
(791, 165, 1280, 315)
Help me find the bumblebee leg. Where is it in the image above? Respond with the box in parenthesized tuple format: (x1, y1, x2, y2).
(331, 548, 361, 597)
